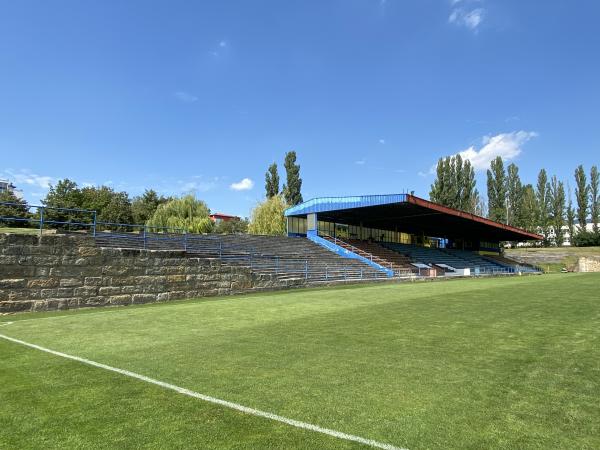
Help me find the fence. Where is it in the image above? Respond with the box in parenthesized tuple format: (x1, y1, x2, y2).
(0, 202, 392, 282)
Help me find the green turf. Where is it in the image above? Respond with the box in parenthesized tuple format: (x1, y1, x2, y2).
(1, 275, 599, 449)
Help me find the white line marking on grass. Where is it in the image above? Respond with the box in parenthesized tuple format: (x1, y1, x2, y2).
(0, 333, 407, 450)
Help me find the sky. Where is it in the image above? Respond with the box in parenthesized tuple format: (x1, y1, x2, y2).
(1, 0, 599, 217)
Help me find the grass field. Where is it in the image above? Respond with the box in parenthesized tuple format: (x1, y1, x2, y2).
(1, 275, 599, 449)
(0, 227, 41, 235)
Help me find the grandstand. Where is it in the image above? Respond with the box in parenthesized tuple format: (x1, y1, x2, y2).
(1, 193, 543, 282)
(285, 193, 543, 276)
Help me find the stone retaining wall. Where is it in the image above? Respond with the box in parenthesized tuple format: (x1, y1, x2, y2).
(0, 234, 304, 313)
(575, 256, 600, 273)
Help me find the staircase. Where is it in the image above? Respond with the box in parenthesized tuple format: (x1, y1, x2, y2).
(320, 235, 415, 276)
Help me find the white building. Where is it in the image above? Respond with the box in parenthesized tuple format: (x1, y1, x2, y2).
(0, 179, 24, 200)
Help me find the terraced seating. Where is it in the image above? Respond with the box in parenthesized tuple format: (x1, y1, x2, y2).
(345, 239, 417, 276)
(383, 243, 514, 274)
(94, 231, 389, 282)
(483, 254, 542, 273)
(383, 243, 468, 269)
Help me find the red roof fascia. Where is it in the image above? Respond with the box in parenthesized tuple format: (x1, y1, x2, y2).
(406, 195, 543, 240)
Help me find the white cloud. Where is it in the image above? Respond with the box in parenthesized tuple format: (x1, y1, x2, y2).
(230, 178, 254, 191)
(379, 139, 386, 145)
(457, 131, 538, 171)
(449, 7, 484, 31)
(2, 169, 56, 189)
(174, 91, 198, 103)
(355, 159, 367, 165)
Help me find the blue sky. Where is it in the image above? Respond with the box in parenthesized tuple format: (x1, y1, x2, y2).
(1, 0, 599, 217)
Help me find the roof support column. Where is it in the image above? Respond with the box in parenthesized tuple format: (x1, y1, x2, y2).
(307, 213, 318, 237)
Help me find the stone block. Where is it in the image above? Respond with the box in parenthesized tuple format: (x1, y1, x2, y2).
(74, 286, 97, 297)
(0, 300, 34, 312)
(132, 293, 157, 304)
(27, 278, 59, 289)
(109, 294, 132, 305)
(83, 277, 101, 286)
(60, 278, 83, 287)
(0, 279, 26, 289)
(99, 286, 121, 296)
(84, 296, 108, 307)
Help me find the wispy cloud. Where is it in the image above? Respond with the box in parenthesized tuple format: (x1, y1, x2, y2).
(449, 1, 484, 32)
(174, 91, 198, 103)
(378, 139, 386, 145)
(355, 159, 367, 165)
(178, 176, 219, 193)
(1, 169, 56, 189)
(210, 39, 229, 57)
(230, 178, 254, 191)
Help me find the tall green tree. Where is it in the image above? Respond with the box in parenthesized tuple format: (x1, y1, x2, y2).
(486, 156, 507, 223)
(574, 165, 589, 229)
(146, 195, 213, 233)
(429, 154, 478, 213)
(566, 189, 576, 245)
(519, 184, 538, 233)
(265, 163, 280, 199)
(132, 189, 171, 224)
(590, 165, 599, 234)
(549, 176, 566, 246)
(536, 169, 551, 246)
(248, 195, 287, 235)
(506, 163, 522, 227)
(282, 151, 303, 206)
(430, 157, 453, 206)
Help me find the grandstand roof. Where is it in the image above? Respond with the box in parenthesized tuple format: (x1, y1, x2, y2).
(285, 194, 542, 242)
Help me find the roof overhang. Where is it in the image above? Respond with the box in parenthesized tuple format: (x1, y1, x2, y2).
(285, 194, 542, 242)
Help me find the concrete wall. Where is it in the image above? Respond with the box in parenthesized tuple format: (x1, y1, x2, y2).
(0, 234, 303, 313)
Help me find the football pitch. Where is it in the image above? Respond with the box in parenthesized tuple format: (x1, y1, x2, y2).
(1, 274, 599, 449)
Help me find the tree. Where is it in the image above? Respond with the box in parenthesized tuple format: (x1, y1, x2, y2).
(549, 176, 566, 246)
(429, 154, 478, 213)
(265, 163, 280, 199)
(214, 217, 249, 234)
(486, 156, 507, 223)
(42, 179, 88, 228)
(430, 157, 453, 206)
(132, 189, 171, 224)
(0, 189, 30, 227)
(590, 166, 599, 234)
(536, 169, 551, 246)
(566, 183, 576, 244)
(506, 163, 522, 227)
(574, 165, 589, 229)
(282, 151, 303, 206)
(76, 185, 134, 230)
(520, 184, 538, 233)
(146, 195, 213, 234)
(248, 195, 287, 235)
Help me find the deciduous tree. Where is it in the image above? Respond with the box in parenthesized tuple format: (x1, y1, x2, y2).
(146, 195, 213, 234)
(248, 195, 287, 235)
